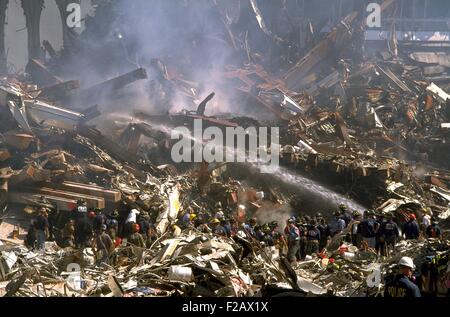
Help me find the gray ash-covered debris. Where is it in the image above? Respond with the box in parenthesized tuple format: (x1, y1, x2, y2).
(1, 0, 450, 298)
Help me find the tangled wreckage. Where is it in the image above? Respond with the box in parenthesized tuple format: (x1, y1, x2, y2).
(0, 0, 450, 297)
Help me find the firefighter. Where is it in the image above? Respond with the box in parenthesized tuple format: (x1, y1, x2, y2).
(305, 219, 320, 255)
(285, 218, 300, 266)
(127, 223, 146, 248)
(350, 211, 362, 247)
(379, 212, 400, 257)
(425, 218, 442, 240)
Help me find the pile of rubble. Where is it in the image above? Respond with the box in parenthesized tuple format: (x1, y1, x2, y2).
(0, 0, 450, 297)
(294, 236, 450, 297)
(0, 231, 293, 297)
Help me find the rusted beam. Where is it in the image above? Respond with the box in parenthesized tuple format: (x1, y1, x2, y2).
(26, 58, 63, 86)
(37, 80, 80, 100)
(20, 0, 44, 60)
(283, 0, 396, 92)
(77, 125, 141, 167)
(26, 187, 105, 209)
(0, 0, 8, 74)
(52, 181, 121, 202)
(8, 192, 77, 212)
(42, 40, 57, 58)
(71, 68, 148, 104)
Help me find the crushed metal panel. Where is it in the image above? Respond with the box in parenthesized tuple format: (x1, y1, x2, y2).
(156, 186, 181, 235)
(7, 101, 32, 132)
(438, 208, 450, 220)
(376, 65, 413, 93)
(297, 276, 327, 295)
(24, 99, 84, 131)
(160, 239, 182, 262)
(0, 85, 32, 131)
(426, 83, 450, 102)
(107, 275, 124, 297)
(409, 52, 450, 68)
(429, 186, 450, 202)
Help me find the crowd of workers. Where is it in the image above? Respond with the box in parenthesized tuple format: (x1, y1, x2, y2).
(282, 204, 442, 266)
(24, 199, 448, 297)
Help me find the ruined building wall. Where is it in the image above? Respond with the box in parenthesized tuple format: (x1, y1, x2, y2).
(0, 0, 7, 73)
(21, 0, 45, 60)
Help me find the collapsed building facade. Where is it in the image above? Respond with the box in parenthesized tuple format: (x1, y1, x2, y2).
(0, 0, 449, 297)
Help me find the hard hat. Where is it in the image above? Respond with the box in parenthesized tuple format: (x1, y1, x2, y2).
(190, 214, 197, 221)
(398, 257, 415, 270)
(211, 218, 220, 224)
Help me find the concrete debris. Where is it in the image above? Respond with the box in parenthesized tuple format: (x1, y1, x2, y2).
(0, 0, 449, 298)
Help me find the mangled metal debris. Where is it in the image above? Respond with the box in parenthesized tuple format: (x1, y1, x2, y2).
(0, 0, 449, 299)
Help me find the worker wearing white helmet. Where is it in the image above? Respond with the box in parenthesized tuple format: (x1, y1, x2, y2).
(384, 257, 421, 297)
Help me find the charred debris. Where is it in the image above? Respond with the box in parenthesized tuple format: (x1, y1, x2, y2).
(0, 0, 449, 297)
